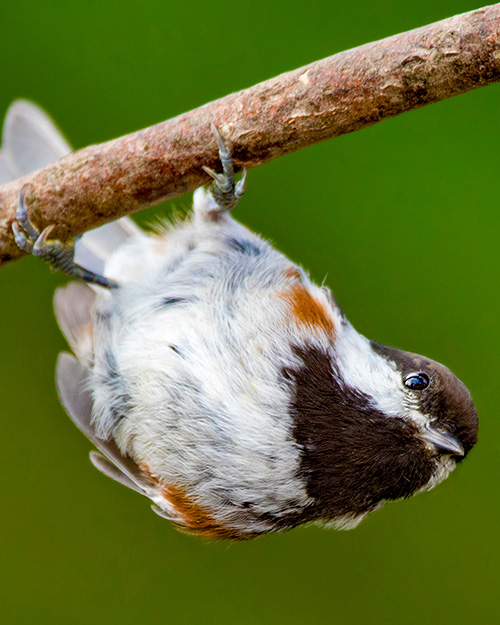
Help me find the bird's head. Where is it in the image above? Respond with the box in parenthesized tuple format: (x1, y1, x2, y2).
(284, 321, 478, 529)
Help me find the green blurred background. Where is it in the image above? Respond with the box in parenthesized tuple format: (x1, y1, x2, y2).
(1, 0, 498, 623)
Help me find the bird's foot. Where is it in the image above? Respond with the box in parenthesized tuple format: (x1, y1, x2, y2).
(12, 186, 118, 288)
(202, 124, 246, 213)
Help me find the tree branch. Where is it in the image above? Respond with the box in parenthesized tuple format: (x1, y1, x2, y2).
(1, 3, 500, 265)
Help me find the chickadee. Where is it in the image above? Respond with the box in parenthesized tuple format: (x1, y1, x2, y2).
(6, 101, 478, 540)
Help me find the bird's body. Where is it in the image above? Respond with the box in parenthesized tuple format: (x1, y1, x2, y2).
(76, 190, 332, 537)
(6, 101, 478, 539)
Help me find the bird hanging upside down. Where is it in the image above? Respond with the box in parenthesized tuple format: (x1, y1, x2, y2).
(5, 101, 478, 540)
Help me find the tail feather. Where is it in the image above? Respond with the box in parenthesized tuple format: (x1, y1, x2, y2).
(2, 99, 71, 177)
(0, 150, 12, 183)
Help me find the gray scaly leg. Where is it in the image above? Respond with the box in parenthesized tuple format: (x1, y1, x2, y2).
(12, 186, 118, 289)
(202, 124, 247, 212)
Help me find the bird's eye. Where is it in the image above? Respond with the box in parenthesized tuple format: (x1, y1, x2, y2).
(403, 372, 430, 391)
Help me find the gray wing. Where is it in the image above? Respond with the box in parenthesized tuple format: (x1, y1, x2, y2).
(89, 452, 146, 495)
(53, 282, 97, 361)
(56, 352, 150, 496)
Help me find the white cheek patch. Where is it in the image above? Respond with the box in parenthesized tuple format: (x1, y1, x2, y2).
(334, 323, 407, 417)
(333, 323, 435, 432)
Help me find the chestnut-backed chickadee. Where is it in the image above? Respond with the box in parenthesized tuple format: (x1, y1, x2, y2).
(6, 101, 478, 540)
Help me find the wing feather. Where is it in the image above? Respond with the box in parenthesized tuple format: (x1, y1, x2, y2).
(56, 352, 150, 495)
(89, 451, 146, 495)
(53, 283, 97, 361)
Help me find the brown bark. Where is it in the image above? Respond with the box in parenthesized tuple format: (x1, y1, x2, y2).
(1, 4, 500, 265)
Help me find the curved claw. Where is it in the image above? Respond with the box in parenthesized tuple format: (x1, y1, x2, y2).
(202, 164, 224, 184)
(210, 123, 231, 161)
(16, 185, 29, 220)
(235, 168, 247, 199)
(32, 224, 55, 256)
